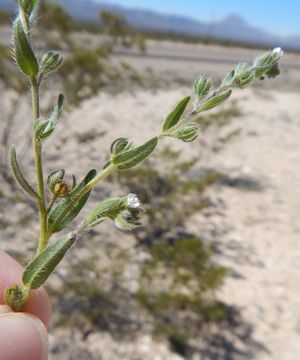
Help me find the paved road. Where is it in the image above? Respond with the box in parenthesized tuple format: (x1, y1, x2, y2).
(115, 46, 300, 70)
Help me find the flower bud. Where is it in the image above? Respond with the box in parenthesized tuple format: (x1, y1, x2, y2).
(176, 123, 198, 142)
(253, 47, 283, 78)
(271, 47, 283, 62)
(193, 75, 211, 100)
(85, 193, 143, 231)
(53, 181, 70, 197)
(115, 207, 143, 231)
(110, 137, 132, 155)
(40, 51, 63, 76)
(47, 169, 65, 193)
(232, 63, 255, 89)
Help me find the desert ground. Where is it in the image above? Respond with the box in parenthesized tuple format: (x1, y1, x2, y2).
(1, 36, 300, 359)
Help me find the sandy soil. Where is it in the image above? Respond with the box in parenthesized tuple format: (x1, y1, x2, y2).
(65, 88, 300, 360)
(190, 89, 300, 359)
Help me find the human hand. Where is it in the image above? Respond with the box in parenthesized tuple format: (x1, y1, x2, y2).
(0, 251, 52, 360)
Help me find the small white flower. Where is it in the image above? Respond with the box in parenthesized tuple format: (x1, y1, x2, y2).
(272, 47, 283, 58)
(127, 193, 141, 209)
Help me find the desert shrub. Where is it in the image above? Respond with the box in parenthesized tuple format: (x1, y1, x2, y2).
(39, 1, 73, 33)
(100, 10, 148, 53)
(49, 235, 227, 354)
(56, 46, 113, 104)
(0, 9, 11, 24)
(136, 237, 227, 353)
(100, 10, 131, 42)
(136, 35, 147, 53)
(49, 245, 135, 336)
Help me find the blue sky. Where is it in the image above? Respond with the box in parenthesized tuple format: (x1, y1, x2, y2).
(93, 0, 299, 36)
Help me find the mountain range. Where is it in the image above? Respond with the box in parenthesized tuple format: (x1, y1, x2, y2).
(1, 0, 299, 50)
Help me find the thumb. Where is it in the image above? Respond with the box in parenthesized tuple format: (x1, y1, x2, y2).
(0, 308, 48, 360)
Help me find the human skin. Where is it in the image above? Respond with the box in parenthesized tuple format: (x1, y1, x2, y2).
(0, 251, 51, 360)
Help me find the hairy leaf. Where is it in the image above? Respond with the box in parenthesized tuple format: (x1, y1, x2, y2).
(35, 94, 65, 141)
(113, 137, 158, 170)
(22, 233, 76, 289)
(162, 96, 190, 131)
(201, 90, 232, 111)
(86, 197, 124, 228)
(9, 145, 39, 200)
(13, 17, 39, 76)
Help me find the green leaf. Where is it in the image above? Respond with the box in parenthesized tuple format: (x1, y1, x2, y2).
(35, 94, 65, 141)
(201, 90, 232, 111)
(47, 169, 97, 233)
(162, 96, 190, 131)
(29, 0, 40, 27)
(13, 17, 39, 76)
(113, 137, 158, 170)
(22, 233, 76, 289)
(221, 69, 235, 87)
(86, 197, 124, 228)
(9, 145, 39, 201)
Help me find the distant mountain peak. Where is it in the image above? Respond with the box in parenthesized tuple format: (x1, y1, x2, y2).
(0, 0, 297, 49)
(221, 14, 246, 26)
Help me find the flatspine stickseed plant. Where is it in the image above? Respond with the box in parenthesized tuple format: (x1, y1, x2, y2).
(5, 0, 283, 311)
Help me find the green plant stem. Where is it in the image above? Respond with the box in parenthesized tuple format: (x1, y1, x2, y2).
(85, 163, 116, 192)
(31, 77, 48, 255)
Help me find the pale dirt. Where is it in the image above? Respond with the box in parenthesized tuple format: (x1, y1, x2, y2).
(66, 88, 300, 360)
(188, 89, 300, 360)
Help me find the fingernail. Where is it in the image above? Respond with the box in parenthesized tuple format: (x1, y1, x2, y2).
(0, 313, 48, 360)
